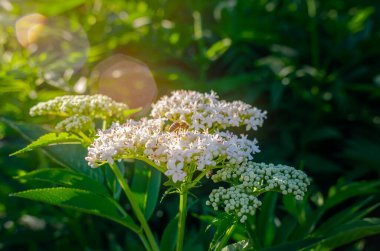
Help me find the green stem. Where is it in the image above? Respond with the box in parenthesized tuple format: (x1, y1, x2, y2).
(77, 131, 92, 146)
(176, 186, 188, 251)
(138, 232, 152, 251)
(109, 163, 159, 251)
(215, 223, 236, 251)
(102, 119, 108, 130)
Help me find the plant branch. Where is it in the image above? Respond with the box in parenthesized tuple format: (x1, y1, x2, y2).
(109, 163, 159, 251)
(176, 185, 188, 251)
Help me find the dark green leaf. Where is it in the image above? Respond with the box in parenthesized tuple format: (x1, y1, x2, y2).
(4, 119, 104, 183)
(131, 160, 161, 220)
(209, 214, 235, 251)
(160, 214, 179, 251)
(16, 168, 109, 196)
(310, 218, 380, 250)
(314, 197, 379, 235)
(303, 180, 380, 234)
(262, 237, 323, 251)
(258, 193, 278, 247)
(10, 132, 83, 156)
(11, 187, 139, 232)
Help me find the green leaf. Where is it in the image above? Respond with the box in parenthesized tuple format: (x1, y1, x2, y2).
(262, 237, 323, 251)
(122, 107, 143, 118)
(160, 214, 179, 251)
(310, 218, 380, 250)
(34, 0, 86, 16)
(3, 119, 104, 183)
(302, 180, 380, 235)
(257, 193, 278, 247)
(209, 214, 235, 251)
(1, 117, 48, 140)
(47, 145, 104, 182)
(11, 187, 139, 232)
(273, 215, 298, 243)
(206, 38, 232, 61)
(10, 132, 83, 156)
(314, 197, 379, 235)
(16, 168, 109, 196)
(131, 160, 161, 220)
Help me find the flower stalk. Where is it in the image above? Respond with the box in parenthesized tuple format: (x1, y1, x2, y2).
(176, 185, 188, 251)
(109, 163, 159, 251)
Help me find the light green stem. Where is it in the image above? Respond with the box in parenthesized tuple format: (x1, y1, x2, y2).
(110, 163, 159, 251)
(176, 186, 188, 251)
(102, 119, 108, 130)
(77, 131, 92, 146)
(215, 223, 236, 251)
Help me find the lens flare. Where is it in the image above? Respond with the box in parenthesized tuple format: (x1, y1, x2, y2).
(90, 54, 158, 111)
(15, 13, 89, 89)
(15, 13, 46, 48)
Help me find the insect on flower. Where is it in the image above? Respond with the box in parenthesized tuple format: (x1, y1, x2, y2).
(206, 169, 213, 179)
(168, 120, 189, 133)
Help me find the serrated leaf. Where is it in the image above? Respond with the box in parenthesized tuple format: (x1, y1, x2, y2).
(10, 132, 83, 156)
(131, 161, 161, 220)
(3, 119, 104, 183)
(16, 168, 109, 196)
(11, 187, 139, 232)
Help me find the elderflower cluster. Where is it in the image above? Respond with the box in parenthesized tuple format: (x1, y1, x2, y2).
(85, 118, 260, 182)
(55, 115, 93, 133)
(206, 186, 262, 223)
(151, 90, 267, 131)
(29, 94, 129, 121)
(207, 162, 310, 222)
(212, 162, 310, 200)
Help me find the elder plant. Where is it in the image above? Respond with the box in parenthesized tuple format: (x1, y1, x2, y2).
(12, 90, 310, 251)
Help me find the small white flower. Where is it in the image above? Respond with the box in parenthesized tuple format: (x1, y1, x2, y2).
(55, 115, 93, 133)
(165, 160, 186, 182)
(30, 94, 130, 121)
(151, 90, 267, 132)
(85, 118, 260, 182)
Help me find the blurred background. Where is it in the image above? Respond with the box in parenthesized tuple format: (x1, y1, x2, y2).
(0, 0, 379, 250)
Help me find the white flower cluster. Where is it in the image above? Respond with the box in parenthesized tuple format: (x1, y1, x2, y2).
(206, 186, 262, 223)
(30, 94, 130, 120)
(55, 115, 93, 133)
(85, 118, 260, 182)
(86, 118, 166, 167)
(212, 162, 310, 200)
(207, 162, 310, 222)
(151, 90, 267, 131)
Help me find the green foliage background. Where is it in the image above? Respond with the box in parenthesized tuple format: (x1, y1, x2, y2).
(0, 0, 379, 250)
